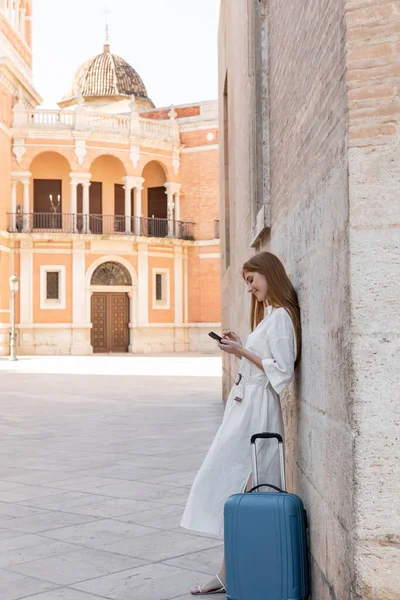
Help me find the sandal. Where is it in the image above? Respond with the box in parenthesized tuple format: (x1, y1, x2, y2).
(190, 574, 226, 595)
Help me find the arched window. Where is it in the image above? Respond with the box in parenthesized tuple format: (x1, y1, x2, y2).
(91, 261, 132, 286)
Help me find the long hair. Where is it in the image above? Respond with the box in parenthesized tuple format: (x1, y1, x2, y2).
(242, 252, 301, 364)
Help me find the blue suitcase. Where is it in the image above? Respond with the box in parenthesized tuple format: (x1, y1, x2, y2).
(224, 433, 309, 600)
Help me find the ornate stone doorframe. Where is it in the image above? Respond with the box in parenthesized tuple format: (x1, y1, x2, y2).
(85, 256, 138, 352)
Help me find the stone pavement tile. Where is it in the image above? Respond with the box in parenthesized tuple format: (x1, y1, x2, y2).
(174, 528, 223, 541)
(73, 563, 211, 600)
(0, 532, 60, 553)
(0, 568, 56, 600)
(0, 527, 31, 542)
(0, 510, 96, 534)
(3, 469, 79, 486)
(41, 518, 159, 547)
(0, 483, 65, 503)
(137, 469, 197, 489)
(45, 476, 125, 493)
(17, 491, 105, 510)
(74, 464, 176, 482)
(163, 546, 224, 575)
(59, 498, 164, 519)
(18, 589, 108, 600)
(116, 504, 186, 530)
(0, 501, 43, 519)
(99, 529, 222, 562)
(0, 539, 79, 568)
(157, 492, 189, 507)
(8, 547, 146, 585)
(88, 480, 180, 502)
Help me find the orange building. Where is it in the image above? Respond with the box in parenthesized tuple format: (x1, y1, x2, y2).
(0, 6, 220, 355)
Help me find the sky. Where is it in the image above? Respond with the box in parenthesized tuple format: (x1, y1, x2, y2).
(32, 0, 220, 109)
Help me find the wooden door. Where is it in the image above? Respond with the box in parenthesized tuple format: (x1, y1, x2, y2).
(91, 293, 129, 353)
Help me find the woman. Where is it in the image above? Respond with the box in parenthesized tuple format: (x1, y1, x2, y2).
(180, 251, 301, 596)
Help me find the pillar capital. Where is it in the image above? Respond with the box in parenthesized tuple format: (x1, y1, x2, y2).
(164, 182, 181, 195)
(123, 175, 144, 191)
(11, 170, 31, 184)
(69, 172, 91, 185)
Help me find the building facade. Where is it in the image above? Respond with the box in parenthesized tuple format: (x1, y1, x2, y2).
(219, 1, 399, 599)
(0, 5, 221, 355)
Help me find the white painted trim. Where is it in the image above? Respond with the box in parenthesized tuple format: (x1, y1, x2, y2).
(72, 246, 85, 324)
(174, 248, 183, 324)
(179, 122, 218, 132)
(181, 144, 219, 153)
(199, 253, 221, 259)
(0, 122, 11, 136)
(137, 244, 148, 325)
(148, 252, 173, 259)
(128, 322, 221, 329)
(183, 250, 189, 324)
(20, 244, 33, 324)
(15, 323, 92, 330)
(0, 309, 10, 313)
(193, 239, 221, 246)
(152, 268, 170, 310)
(0, 245, 11, 253)
(40, 265, 66, 310)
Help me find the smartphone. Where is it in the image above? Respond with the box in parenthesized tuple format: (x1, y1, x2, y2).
(208, 331, 223, 342)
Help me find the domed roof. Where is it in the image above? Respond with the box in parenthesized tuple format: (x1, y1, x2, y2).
(59, 44, 154, 109)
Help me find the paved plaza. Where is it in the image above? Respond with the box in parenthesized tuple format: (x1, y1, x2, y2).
(0, 355, 224, 600)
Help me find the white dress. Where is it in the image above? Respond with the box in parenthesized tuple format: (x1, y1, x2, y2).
(181, 306, 297, 535)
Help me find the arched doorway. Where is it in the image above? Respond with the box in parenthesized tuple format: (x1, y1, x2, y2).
(90, 261, 132, 353)
(142, 161, 168, 237)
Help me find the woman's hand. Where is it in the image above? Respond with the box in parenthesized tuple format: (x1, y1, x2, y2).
(223, 331, 242, 345)
(218, 338, 244, 359)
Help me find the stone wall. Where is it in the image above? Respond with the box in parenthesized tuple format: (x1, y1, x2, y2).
(346, 1, 400, 598)
(219, 0, 399, 598)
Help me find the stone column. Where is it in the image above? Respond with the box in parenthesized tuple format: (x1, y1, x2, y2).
(10, 180, 17, 232)
(133, 177, 144, 236)
(174, 187, 181, 237)
(21, 173, 31, 233)
(69, 176, 78, 233)
(137, 242, 148, 325)
(165, 182, 181, 237)
(122, 176, 137, 235)
(82, 181, 91, 234)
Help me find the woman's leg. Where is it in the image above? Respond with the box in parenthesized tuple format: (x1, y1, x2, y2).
(190, 474, 253, 595)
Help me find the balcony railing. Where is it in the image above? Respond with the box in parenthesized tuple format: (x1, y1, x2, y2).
(12, 107, 180, 143)
(8, 213, 195, 241)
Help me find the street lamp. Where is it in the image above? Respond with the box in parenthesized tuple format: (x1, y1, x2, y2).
(9, 274, 19, 361)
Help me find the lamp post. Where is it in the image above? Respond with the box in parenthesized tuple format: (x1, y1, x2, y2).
(9, 274, 19, 362)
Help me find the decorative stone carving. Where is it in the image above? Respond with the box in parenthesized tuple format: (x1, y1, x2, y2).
(129, 144, 140, 169)
(74, 138, 87, 166)
(172, 147, 180, 175)
(91, 261, 132, 286)
(12, 138, 26, 163)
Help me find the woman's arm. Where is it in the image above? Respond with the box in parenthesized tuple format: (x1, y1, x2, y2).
(219, 339, 263, 371)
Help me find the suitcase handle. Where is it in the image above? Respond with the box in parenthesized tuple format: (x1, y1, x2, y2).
(251, 433, 283, 444)
(251, 432, 286, 492)
(247, 484, 285, 494)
